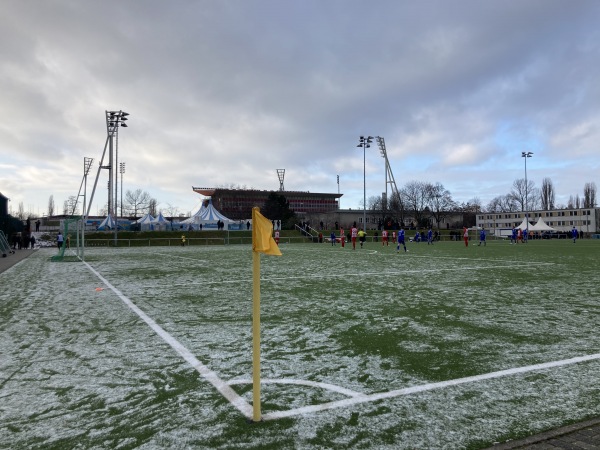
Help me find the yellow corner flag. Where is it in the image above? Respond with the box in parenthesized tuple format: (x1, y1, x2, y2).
(252, 207, 282, 256)
(250, 207, 281, 422)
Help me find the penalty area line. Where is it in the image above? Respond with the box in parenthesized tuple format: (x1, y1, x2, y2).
(261, 352, 600, 420)
(82, 261, 254, 420)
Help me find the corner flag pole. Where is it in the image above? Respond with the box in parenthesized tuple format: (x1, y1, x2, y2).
(252, 249, 262, 422)
(251, 207, 282, 422)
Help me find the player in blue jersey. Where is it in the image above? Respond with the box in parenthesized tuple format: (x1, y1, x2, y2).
(397, 228, 407, 252)
(478, 227, 486, 246)
(427, 228, 433, 245)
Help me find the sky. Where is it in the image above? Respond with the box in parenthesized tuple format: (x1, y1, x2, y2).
(2, 0, 599, 218)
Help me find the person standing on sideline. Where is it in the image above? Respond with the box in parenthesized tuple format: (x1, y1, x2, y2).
(478, 228, 486, 246)
(382, 229, 389, 246)
(181, 235, 186, 246)
(351, 225, 358, 250)
(397, 227, 407, 252)
(427, 228, 433, 245)
(463, 226, 469, 247)
(57, 232, 64, 250)
(274, 229, 280, 245)
(572, 226, 578, 243)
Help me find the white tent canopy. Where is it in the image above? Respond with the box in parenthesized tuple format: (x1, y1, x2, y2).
(182, 200, 232, 230)
(151, 212, 172, 230)
(180, 205, 206, 224)
(515, 218, 535, 230)
(97, 214, 116, 230)
(529, 217, 555, 231)
(135, 213, 154, 231)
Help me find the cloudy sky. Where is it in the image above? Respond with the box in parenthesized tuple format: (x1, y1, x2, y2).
(2, 0, 599, 217)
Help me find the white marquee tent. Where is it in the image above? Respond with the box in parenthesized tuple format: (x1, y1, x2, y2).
(135, 213, 154, 231)
(151, 212, 172, 231)
(515, 218, 535, 230)
(97, 214, 116, 230)
(182, 200, 232, 230)
(529, 217, 555, 232)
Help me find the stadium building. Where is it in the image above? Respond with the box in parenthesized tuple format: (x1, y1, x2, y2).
(192, 187, 342, 220)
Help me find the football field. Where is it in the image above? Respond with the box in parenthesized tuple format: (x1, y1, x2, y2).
(1, 238, 599, 449)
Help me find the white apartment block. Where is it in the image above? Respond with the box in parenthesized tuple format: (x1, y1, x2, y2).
(476, 208, 599, 235)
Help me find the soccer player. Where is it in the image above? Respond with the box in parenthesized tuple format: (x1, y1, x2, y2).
(274, 229, 280, 245)
(463, 226, 469, 247)
(478, 228, 486, 246)
(397, 228, 407, 252)
(330, 231, 336, 246)
(427, 228, 433, 245)
(351, 226, 358, 250)
(382, 229, 389, 246)
(572, 226, 578, 243)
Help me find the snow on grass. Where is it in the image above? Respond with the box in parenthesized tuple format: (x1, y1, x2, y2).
(1, 240, 599, 448)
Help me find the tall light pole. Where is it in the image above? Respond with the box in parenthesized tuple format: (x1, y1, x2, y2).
(357, 136, 373, 231)
(82, 157, 94, 261)
(120, 162, 126, 219)
(522, 151, 533, 238)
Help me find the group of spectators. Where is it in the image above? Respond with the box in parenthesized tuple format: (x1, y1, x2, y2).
(11, 232, 35, 249)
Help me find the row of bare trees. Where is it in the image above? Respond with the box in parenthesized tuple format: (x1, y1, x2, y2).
(487, 179, 597, 212)
(367, 179, 598, 230)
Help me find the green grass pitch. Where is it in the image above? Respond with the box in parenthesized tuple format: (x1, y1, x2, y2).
(1, 238, 599, 449)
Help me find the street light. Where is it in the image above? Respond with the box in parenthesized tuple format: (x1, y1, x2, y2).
(522, 151, 533, 239)
(357, 136, 373, 232)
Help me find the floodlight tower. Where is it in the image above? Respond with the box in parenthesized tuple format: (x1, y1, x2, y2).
(522, 151, 533, 238)
(357, 136, 373, 230)
(86, 110, 130, 218)
(376, 136, 401, 213)
(81, 157, 94, 261)
(277, 169, 285, 191)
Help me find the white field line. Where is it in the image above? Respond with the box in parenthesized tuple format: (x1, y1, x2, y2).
(82, 261, 254, 420)
(154, 252, 207, 263)
(206, 262, 554, 285)
(259, 352, 600, 421)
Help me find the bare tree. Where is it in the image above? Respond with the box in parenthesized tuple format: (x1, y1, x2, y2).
(567, 195, 575, 209)
(511, 178, 536, 211)
(540, 178, 555, 210)
(427, 182, 455, 230)
(149, 198, 158, 216)
(48, 195, 55, 217)
(65, 196, 79, 216)
(387, 191, 405, 225)
(125, 189, 152, 217)
(367, 195, 383, 211)
(583, 182, 597, 208)
(162, 203, 180, 218)
(401, 180, 431, 228)
(17, 202, 25, 220)
(486, 195, 517, 213)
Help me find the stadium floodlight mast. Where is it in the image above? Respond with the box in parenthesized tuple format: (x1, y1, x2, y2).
(81, 157, 94, 261)
(357, 136, 373, 232)
(87, 110, 130, 220)
(522, 151, 533, 238)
